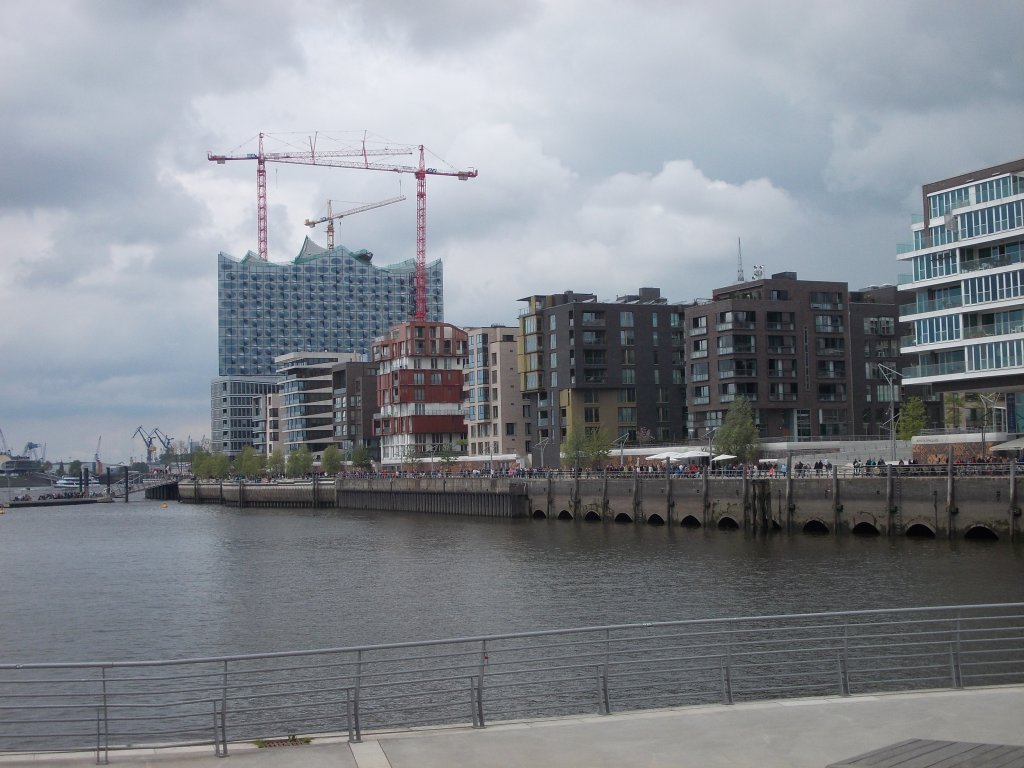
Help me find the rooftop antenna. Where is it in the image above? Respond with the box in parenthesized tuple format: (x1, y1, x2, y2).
(737, 237, 745, 282)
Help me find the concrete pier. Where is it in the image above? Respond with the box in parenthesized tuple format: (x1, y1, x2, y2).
(177, 470, 1023, 541)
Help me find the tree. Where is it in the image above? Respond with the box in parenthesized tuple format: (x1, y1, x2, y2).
(267, 449, 285, 478)
(320, 445, 342, 476)
(561, 424, 613, 470)
(286, 446, 313, 477)
(401, 444, 422, 472)
(68, 460, 82, 477)
(715, 396, 760, 465)
(437, 442, 459, 473)
(350, 446, 373, 469)
(561, 426, 588, 471)
(584, 427, 613, 469)
(897, 396, 927, 440)
(234, 446, 264, 478)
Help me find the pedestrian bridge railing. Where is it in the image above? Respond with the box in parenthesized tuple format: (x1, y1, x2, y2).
(1, 603, 1022, 762)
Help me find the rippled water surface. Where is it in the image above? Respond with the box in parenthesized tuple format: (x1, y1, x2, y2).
(1, 500, 1022, 663)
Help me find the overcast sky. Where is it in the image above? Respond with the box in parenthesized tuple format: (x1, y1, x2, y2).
(2, 0, 1022, 466)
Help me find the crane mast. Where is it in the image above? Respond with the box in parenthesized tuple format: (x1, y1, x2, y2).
(209, 132, 477, 320)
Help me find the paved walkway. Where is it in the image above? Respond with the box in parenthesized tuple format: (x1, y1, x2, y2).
(2, 686, 1022, 767)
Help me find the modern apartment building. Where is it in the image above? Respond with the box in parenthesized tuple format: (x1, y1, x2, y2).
(518, 288, 689, 466)
(683, 273, 904, 440)
(210, 375, 280, 456)
(211, 238, 443, 455)
(898, 158, 1024, 431)
(332, 359, 379, 461)
(251, 391, 282, 458)
(463, 325, 529, 468)
(275, 352, 361, 457)
(371, 321, 468, 465)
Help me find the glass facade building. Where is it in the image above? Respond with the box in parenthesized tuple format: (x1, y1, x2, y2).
(212, 238, 443, 455)
(218, 238, 443, 377)
(899, 159, 1024, 397)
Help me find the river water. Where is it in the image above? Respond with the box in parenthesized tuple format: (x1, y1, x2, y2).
(1, 499, 1022, 664)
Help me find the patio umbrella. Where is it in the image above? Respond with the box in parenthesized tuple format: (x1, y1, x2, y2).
(678, 449, 711, 459)
(711, 454, 737, 462)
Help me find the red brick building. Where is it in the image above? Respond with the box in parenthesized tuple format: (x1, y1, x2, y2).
(371, 321, 468, 466)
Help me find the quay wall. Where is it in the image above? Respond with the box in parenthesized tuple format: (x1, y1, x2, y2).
(176, 470, 1023, 541)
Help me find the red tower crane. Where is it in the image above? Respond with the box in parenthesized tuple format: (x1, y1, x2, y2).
(208, 133, 477, 320)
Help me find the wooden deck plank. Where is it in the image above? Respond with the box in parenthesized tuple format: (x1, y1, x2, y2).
(828, 740, 1024, 768)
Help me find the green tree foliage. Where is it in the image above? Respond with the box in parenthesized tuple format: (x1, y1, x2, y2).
(68, 460, 82, 477)
(715, 396, 760, 465)
(561, 425, 613, 470)
(267, 449, 285, 478)
(320, 445, 342, 476)
(896, 396, 927, 440)
(234, 446, 265, 479)
(437, 442, 459, 473)
(286, 446, 313, 478)
(401, 444, 421, 471)
(350, 446, 373, 469)
(191, 448, 231, 479)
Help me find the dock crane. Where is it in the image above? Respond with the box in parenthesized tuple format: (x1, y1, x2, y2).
(133, 426, 157, 464)
(304, 195, 406, 250)
(208, 132, 477, 320)
(153, 428, 173, 459)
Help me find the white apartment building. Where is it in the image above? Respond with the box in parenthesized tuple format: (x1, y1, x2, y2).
(899, 158, 1024, 431)
(463, 325, 529, 469)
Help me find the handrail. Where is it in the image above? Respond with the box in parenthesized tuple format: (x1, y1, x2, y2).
(1, 604, 1022, 757)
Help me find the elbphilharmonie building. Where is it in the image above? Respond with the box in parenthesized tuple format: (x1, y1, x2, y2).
(211, 238, 443, 455)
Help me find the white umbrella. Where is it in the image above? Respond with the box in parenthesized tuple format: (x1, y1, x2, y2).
(678, 449, 711, 459)
(712, 454, 737, 462)
(645, 451, 687, 461)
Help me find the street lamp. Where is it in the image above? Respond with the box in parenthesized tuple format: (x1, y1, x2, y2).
(534, 437, 552, 470)
(703, 427, 718, 473)
(612, 433, 629, 467)
(878, 364, 901, 462)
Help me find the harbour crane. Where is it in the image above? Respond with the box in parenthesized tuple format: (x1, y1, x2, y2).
(304, 195, 406, 250)
(94, 437, 103, 476)
(153, 428, 173, 457)
(208, 132, 477, 320)
(133, 426, 157, 464)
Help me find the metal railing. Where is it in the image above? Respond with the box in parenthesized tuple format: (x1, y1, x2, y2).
(1, 604, 1022, 761)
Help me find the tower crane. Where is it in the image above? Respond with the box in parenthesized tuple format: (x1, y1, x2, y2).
(305, 195, 406, 250)
(208, 132, 477, 320)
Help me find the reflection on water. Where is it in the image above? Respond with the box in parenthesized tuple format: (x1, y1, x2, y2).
(0, 500, 1021, 663)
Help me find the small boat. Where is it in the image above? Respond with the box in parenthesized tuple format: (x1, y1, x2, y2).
(54, 476, 82, 488)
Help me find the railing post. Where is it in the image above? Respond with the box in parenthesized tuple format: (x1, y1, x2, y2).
(95, 706, 108, 765)
(720, 652, 733, 705)
(597, 664, 610, 715)
(97, 667, 109, 765)
(352, 650, 363, 742)
(476, 640, 488, 728)
(469, 676, 480, 727)
(346, 688, 358, 742)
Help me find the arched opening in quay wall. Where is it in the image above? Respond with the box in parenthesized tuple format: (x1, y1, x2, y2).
(717, 516, 739, 530)
(802, 520, 830, 535)
(680, 515, 702, 528)
(851, 521, 881, 536)
(906, 523, 936, 539)
(557, 509, 573, 521)
(964, 525, 999, 541)
(584, 510, 602, 522)
(613, 513, 634, 524)
(532, 509, 547, 519)
(646, 514, 666, 526)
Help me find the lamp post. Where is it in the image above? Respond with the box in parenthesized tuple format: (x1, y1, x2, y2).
(703, 427, 718, 474)
(612, 433, 629, 467)
(534, 437, 552, 471)
(878, 364, 901, 462)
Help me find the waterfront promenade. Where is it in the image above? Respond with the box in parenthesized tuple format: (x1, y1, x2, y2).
(3, 686, 1022, 767)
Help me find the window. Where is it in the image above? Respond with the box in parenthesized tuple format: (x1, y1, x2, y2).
(584, 407, 600, 423)
(505, 422, 516, 436)
(621, 368, 635, 384)
(620, 311, 634, 327)
(617, 407, 636, 423)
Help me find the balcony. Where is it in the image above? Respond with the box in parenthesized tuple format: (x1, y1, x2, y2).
(960, 251, 1024, 274)
(963, 322, 1024, 340)
(716, 321, 756, 332)
(691, 350, 708, 359)
(902, 360, 967, 379)
(767, 370, 796, 378)
(765, 322, 795, 331)
(691, 396, 710, 405)
(900, 295, 963, 316)
(768, 394, 798, 402)
(816, 371, 847, 379)
(716, 345, 756, 355)
(766, 346, 795, 354)
(688, 327, 707, 336)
